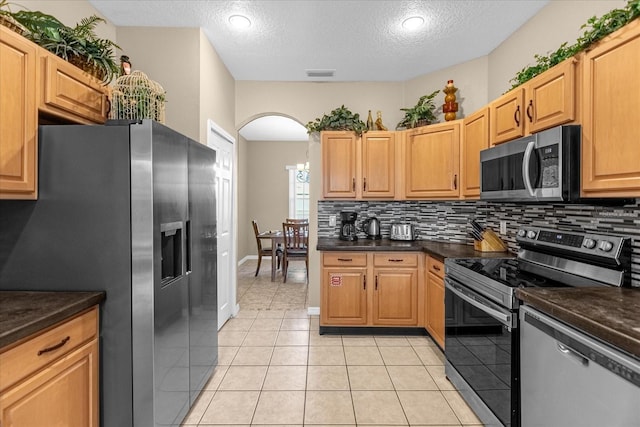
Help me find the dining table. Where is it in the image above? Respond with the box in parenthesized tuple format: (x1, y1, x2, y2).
(257, 230, 284, 281)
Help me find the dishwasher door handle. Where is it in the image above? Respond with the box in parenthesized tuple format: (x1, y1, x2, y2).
(557, 342, 589, 366)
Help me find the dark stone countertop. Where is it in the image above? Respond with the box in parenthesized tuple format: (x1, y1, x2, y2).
(0, 291, 106, 349)
(516, 287, 640, 359)
(316, 237, 513, 262)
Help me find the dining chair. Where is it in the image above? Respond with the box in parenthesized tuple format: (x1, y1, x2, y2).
(252, 220, 282, 277)
(282, 221, 309, 283)
(285, 218, 308, 223)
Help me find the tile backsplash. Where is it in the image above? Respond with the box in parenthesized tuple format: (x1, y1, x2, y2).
(318, 199, 640, 287)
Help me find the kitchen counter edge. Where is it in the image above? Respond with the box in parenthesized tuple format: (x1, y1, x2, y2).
(317, 237, 513, 261)
(516, 287, 640, 359)
(0, 291, 106, 349)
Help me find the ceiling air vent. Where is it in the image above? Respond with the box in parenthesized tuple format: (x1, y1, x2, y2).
(305, 69, 335, 78)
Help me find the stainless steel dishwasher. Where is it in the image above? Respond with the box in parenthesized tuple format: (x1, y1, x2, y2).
(520, 305, 640, 427)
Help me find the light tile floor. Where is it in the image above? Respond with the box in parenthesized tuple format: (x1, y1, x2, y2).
(182, 259, 483, 426)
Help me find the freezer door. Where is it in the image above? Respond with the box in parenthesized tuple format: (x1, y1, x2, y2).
(131, 121, 190, 427)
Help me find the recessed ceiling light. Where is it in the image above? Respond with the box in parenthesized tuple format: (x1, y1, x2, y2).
(402, 16, 424, 30)
(229, 14, 251, 29)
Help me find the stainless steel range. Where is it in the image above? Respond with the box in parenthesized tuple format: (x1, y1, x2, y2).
(444, 226, 631, 427)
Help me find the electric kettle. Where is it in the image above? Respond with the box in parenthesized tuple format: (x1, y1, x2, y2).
(362, 217, 381, 240)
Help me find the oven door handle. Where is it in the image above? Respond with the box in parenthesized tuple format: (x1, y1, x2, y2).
(445, 280, 515, 328)
(522, 140, 536, 197)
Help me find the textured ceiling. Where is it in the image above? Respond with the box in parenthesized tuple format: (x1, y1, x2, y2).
(89, 0, 549, 82)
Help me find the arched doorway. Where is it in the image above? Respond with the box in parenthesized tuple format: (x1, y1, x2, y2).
(236, 113, 308, 280)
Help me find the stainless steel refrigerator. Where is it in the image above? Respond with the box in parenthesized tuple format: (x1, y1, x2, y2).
(0, 120, 218, 427)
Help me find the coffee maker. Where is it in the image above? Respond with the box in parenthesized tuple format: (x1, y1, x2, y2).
(339, 211, 358, 241)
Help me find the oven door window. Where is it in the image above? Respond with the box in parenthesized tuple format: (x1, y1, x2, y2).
(445, 287, 518, 427)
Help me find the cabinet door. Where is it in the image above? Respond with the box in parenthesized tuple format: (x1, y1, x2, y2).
(0, 339, 99, 427)
(404, 121, 460, 199)
(581, 20, 640, 197)
(0, 26, 38, 199)
(39, 54, 109, 124)
(461, 108, 489, 198)
(490, 87, 525, 145)
(372, 268, 418, 326)
(321, 267, 367, 325)
(426, 271, 445, 349)
(321, 131, 358, 198)
(526, 57, 576, 133)
(361, 131, 395, 198)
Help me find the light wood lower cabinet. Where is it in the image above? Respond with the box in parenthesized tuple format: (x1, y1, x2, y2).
(0, 306, 99, 427)
(321, 251, 421, 327)
(425, 256, 445, 348)
(372, 253, 419, 326)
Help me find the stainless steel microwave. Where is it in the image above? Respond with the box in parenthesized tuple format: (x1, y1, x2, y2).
(480, 125, 581, 202)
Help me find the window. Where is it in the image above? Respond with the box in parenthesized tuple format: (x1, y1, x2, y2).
(287, 165, 309, 220)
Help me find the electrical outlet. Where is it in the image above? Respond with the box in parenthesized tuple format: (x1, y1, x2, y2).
(329, 215, 337, 227)
(500, 220, 507, 235)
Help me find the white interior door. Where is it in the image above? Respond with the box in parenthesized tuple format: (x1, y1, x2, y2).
(207, 120, 236, 330)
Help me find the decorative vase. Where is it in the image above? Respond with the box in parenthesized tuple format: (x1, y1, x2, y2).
(443, 80, 459, 121)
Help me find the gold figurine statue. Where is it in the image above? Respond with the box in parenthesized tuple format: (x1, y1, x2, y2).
(375, 111, 387, 131)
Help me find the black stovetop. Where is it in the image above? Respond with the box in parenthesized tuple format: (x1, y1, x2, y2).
(451, 257, 571, 289)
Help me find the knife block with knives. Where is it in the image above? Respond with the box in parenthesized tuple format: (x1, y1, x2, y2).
(470, 220, 509, 252)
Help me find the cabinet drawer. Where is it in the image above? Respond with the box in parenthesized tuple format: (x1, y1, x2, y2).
(39, 54, 109, 124)
(373, 253, 418, 267)
(0, 306, 98, 392)
(427, 257, 445, 279)
(323, 252, 367, 267)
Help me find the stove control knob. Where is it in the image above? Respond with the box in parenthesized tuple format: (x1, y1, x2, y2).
(583, 238, 597, 249)
(598, 240, 614, 252)
(526, 230, 537, 239)
(517, 229, 526, 238)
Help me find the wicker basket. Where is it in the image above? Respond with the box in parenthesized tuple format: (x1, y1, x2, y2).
(110, 70, 166, 123)
(68, 54, 106, 82)
(0, 14, 25, 35)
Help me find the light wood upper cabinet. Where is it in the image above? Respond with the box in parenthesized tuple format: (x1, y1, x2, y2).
(490, 57, 577, 145)
(581, 20, 640, 197)
(322, 131, 358, 198)
(0, 28, 110, 200)
(461, 107, 490, 199)
(39, 53, 110, 124)
(321, 131, 396, 199)
(0, 307, 99, 427)
(361, 131, 396, 198)
(0, 25, 38, 199)
(403, 121, 461, 199)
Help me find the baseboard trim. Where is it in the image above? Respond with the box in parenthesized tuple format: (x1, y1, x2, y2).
(307, 307, 320, 316)
(239, 255, 278, 266)
(319, 326, 429, 336)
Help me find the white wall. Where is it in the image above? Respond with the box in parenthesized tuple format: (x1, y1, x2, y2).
(488, 0, 626, 98)
(14, 0, 116, 40)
